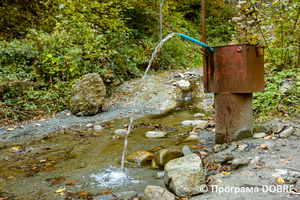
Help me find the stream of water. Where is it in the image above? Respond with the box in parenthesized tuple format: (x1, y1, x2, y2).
(121, 33, 179, 169)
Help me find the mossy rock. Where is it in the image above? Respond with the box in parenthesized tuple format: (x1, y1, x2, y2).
(70, 73, 106, 116)
(124, 151, 154, 165)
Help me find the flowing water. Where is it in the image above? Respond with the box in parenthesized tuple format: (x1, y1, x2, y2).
(121, 33, 179, 169)
(0, 108, 209, 199)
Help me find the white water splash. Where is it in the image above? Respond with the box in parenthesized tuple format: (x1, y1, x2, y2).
(121, 33, 179, 169)
(90, 166, 142, 188)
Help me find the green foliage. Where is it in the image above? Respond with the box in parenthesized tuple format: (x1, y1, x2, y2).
(0, 0, 236, 125)
(240, 0, 300, 118)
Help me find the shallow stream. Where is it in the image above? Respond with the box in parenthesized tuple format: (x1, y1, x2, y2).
(0, 108, 209, 199)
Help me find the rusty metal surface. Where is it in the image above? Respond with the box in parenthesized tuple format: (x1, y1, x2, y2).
(204, 44, 264, 93)
(202, 0, 207, 92)
(215, 93, 253, 144)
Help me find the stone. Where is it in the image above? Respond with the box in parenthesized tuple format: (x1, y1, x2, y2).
(253, 132, 266, 139)
(294, 129, 300, 137)
(154, 149, 183, 167)
(181, 120, 207, 126)
(203, 150, 233, 164)
(281, 79, 293, 95)
(94, 125, 103, 131)
(70, 73, 106, 116)
(279, 127, 295, 138)
(124, 151, 154, 165)
(146, 131, 167, 138)
(182, 145, 192, 156)
(295, 180, 300, 192)
(227, 143, 238, 151)
(254, 124, 271, 134)
(228, 157, 252, 171)
(271, 124, 285, 134)
(214, 143, 228, 153)
(175, 80, 190, 90)
(249, 148, 259, 156)
(183, 135, 198, 141)
(239, 170, 257, 178)
(154, 172, 165, 179)
(113, 191, 137, 200)
(141, 185, 175, 200)
(164, 154, 206, 197)
(193, 121, 209, 130)
(115, 129, 127, 136)
(194, 113, 205, 118)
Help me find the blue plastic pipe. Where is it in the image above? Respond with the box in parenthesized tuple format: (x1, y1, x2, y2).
(179, 33, 214, 52)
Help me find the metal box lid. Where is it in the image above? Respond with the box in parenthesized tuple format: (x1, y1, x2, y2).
(204, 44, 264, 93)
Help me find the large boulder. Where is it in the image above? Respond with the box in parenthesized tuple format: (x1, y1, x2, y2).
(141, 185, 175, 200)
(164, 154, 206, 197)
(70, 73, 106, 116)
(153, 149, 183, 167)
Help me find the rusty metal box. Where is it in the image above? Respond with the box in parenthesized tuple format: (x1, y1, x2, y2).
(204, 44, 264, 93)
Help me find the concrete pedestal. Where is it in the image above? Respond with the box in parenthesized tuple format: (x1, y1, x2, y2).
(215, 93, 253, 144)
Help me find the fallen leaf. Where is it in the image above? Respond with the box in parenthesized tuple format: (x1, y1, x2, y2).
(264, 136, 272, 140)
(260, 144, 269, 149)
(287, 156, 296, 161)
(58, 192, 65, 196)
(55, 188, 65, 193)
(222, 172, 231, 175)
(277, 177, 285, 184)
(100, 189, 111, 194)
(45, 167, 54, 171)
(77, 191, 90, 198)
(272, 174, 281, 177)
(7, 128, 14, 131)
(217, 179, 223, 183)
(39, 159, 47, 163)
(199, 151, 207, 155)
(54, 177, 65, 183)
(66, 180, 78, 185)
(278, 159, 289, 164)
(40, 119, 46, 121)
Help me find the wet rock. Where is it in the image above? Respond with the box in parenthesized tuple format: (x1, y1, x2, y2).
(164, 154, 206, 197)
(183, 135, 198, 141)
(154, 149, 183, 167)
(124, 151, 154, 165)
(296, 180, 300, 192)
(203, 150, 233, 164)
(194, 113, 205, 118)
(271, 124, 285, 134)
(229, 157, 252, 171)
(181, 120, 206, 126)
(154, 172, 164, 179)
(239, 170, 257, 178)
(253, 133, 266, 139)
(294, 129, 300, 137)
(279, 127, 295, 138)
(182, 145, 192, 156)
(94, 125, 103, 131)
(141, 185, 175, 200)
(115, 129, 127, 136)
(193, 121, 209, 130)
(174, 80, 190, 90)
(254, 124, 271, 134)
(146, 131, 167, 138)
(281, 79, 293, 94)
(70, 73, 106, 116)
